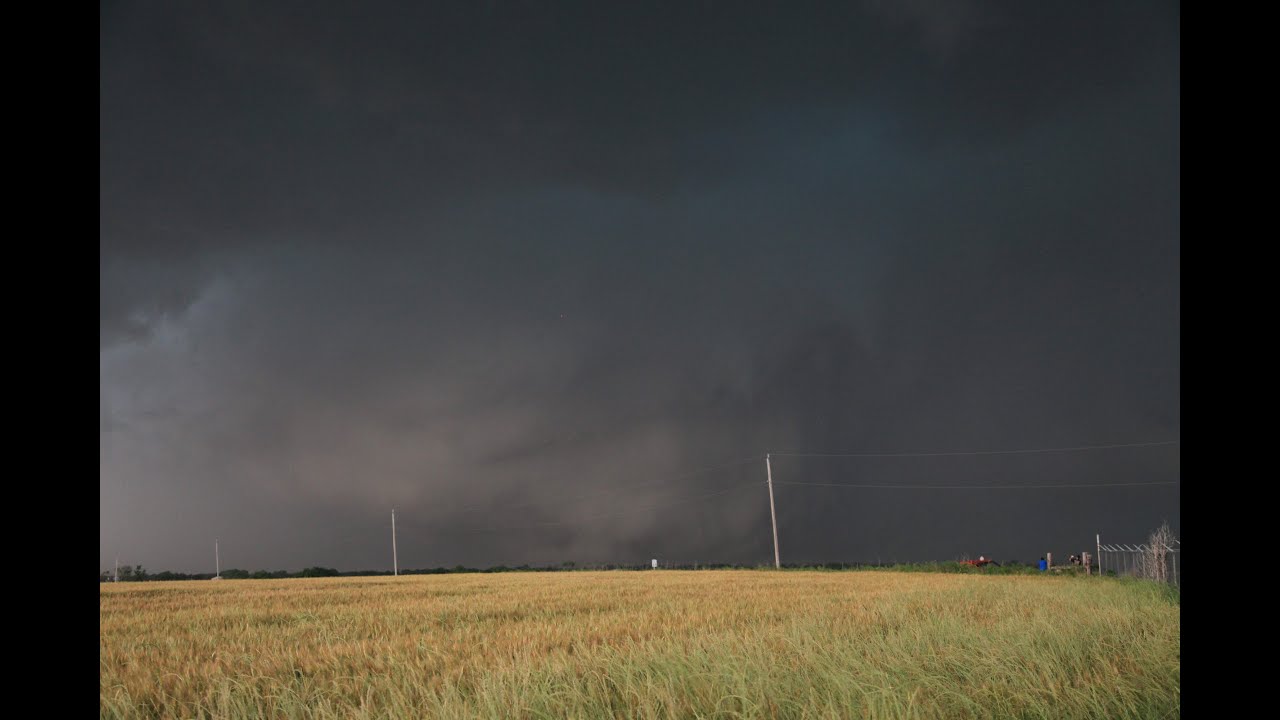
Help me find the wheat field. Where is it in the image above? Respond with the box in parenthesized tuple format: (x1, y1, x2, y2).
(100, 570, 1179, 719)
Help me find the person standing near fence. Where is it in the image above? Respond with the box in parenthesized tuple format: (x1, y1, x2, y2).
(1037, 557, 1047, 571)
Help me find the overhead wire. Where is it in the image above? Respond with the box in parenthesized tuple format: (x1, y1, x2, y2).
(768, 440, 1179, 458)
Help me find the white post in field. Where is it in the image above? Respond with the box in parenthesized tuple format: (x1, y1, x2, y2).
(766, 453, 780, 569)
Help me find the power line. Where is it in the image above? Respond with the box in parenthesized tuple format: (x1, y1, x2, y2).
(423, 454, 763, 518)
(538, 454, 763, 511)
(314, 473, 755, 551)
(400, 440, 1179, 532)
(536, 481, 761, 527)
(397, 481, 761, 536)
(386, 440, 1181, 536)
(774, 480, 1179, 490)
(191, 440, 1178, 569)
(762, 443, 1178, 566)
(769, 440, 1179, 459)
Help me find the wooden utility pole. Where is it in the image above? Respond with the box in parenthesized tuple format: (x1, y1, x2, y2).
(1097, 533, 1102, 576)
(766, 453, 780, 569)
(392, 509, 399, 576)
(215, 538, 221, 579)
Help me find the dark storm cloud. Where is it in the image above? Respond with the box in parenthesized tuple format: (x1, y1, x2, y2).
(101, 1, 1178, 572)
(101, 0, 1174, 251)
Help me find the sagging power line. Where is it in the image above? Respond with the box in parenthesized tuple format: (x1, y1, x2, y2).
(770, 440, 1179, 458)
(760, 439, 1178, 568)
(171, 438, 1176, 573)
(774, 480, 1178, 489)
(439, 455, 763, 517)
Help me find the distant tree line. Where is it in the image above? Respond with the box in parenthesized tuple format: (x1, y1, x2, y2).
(100, 566, 350, 582)
(100, 559, 1044, 582)
(99, 563, 764, 582)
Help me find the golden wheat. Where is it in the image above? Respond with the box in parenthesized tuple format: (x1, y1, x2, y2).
(100, 570, 1179, 719)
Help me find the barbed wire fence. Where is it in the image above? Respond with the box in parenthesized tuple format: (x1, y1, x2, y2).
(1099, 533, 1178, 587)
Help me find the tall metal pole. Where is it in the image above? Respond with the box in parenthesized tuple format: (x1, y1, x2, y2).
(114, 555, 119, 583)
(215, 538, 221, 578)
(392, 509, 399, 576)
(1097, 533, 1102, 576)
(766, 453, 780, 569)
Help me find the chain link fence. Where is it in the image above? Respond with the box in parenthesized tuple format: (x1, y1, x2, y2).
(1098, 538, 1179, 586)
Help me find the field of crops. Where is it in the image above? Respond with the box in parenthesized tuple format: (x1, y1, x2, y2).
(100, 571, 1179, 719)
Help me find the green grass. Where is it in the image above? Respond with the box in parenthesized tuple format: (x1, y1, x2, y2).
(100, 571, 1179, 719)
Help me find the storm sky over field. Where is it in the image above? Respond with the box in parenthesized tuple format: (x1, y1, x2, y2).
(101, 1, 1179, 573)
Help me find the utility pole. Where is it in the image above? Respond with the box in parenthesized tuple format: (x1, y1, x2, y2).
(392, 509, 399, 576)
(215, 538, 221, 579)
(114, 555, 119, 583)
(1096, 533, 1102, 576)
(766, 453, 780, 569)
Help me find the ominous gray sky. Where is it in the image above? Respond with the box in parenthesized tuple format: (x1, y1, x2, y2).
(101, 1, 1179, 573)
